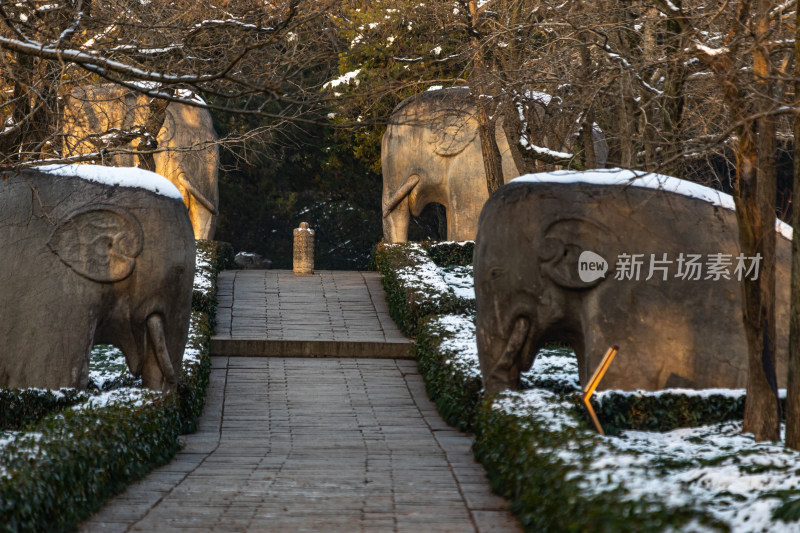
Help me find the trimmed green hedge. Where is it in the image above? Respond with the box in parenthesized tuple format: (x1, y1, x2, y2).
(415, 316, 482, 432)
(373, 242, 473, 336)
(589, 392, 746, 435)
(192, 240, 235, 320)
(423, 241, 474, 266)
(472, 397, 724, 532)
(0, 398, 182, 532)
(0, 240, 232, 532)
(0, 389, 89, 431)
(413, 319, 730, 532)
(196, 240, 235, 273)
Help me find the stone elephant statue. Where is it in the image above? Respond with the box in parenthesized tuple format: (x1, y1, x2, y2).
(474, 169, 790, 395)
(63, 84, 220, 240)
(0, 165, 196, 392)
(381, 87, 608, 243)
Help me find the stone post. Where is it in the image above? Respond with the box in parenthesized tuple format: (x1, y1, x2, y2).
(293, 222, 315, 275)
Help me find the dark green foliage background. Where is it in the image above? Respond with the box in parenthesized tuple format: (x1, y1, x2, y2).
(212, 112, 385, 270)
(209, 1, 464, 270)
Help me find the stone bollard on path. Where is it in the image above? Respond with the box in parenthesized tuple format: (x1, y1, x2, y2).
(293, 222, 315, 275)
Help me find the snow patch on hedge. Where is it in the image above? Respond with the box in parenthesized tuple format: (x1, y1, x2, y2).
(394, 243, 453, 300)
(437, 265, 474, 300)
(435, 314, 480, 379)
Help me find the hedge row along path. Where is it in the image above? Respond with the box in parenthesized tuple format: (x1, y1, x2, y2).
(80, 271, 520, 532)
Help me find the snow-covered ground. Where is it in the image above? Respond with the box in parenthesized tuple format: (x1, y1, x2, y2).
(72, 388, 154, 411)
(88, 344, 135, 389)
(494, 384, 800, 532)
(429, 248, 800, 532)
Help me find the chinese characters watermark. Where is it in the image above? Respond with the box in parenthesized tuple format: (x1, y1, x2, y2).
(577, 250, 763, 282)
(614, 252, 762, 281)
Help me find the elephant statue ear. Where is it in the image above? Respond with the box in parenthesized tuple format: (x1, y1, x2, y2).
(430, 112, 478, 156)
(539, 218, 612, 290)
(48, 205, 144, 283)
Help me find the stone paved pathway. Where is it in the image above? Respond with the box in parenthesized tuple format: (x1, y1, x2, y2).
(80, 357, 521, 533)
(211, 271, 412, 358)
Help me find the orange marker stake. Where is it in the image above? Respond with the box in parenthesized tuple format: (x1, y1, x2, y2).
(582, 345, 619, 436)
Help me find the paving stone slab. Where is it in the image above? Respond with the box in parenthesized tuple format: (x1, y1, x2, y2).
(79, 358, 521, 533)
(211, 271, 412, 358)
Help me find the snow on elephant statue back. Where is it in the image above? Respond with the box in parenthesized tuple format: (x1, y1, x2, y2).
(62, 84, 220, 240)
(474, 169, 791, 395)
(0, 165, 196, 391)
(381, 87, 608, 243)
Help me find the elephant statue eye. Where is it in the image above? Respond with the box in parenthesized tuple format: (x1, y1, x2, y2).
(489, 267, 507, 280)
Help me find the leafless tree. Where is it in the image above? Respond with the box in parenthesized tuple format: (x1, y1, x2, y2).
(0, 0, 339, 167)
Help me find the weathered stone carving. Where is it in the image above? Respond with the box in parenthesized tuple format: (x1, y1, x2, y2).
(63, 84, 220, 240)
(381, 88, 607, 243)
(48, 206, 144, 283)
(293, 222, 314, 275)
(474, 172, 791, 394)
(0, 167, 195, 392)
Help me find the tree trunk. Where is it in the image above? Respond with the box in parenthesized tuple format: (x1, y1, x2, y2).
(135, 97, 170, 172)
(736, 123, 780, 441)
(618, 72, 635, 167)
(738, 0, 780, 441)
(659, 9, 687, 177)
(468, 0, 505, 196)
(785, 5, 800, 450)
(501, 98, 534, 176)
(578, 39, 597, 169)
(476, 103, 504, 195)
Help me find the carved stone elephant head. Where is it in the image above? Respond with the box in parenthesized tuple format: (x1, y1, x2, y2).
(381, 88, 608, 243)
(474, 171, 790, 395)
(381, 88, 519, 243)
(63, 84, 220, 240)
(0, 166, 196, 391)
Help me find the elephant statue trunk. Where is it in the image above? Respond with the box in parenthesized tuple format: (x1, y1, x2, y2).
(382, 175, 419, 243)
(481, 316, 531, 394)
(382, 175, 420, 219)
(143, 313, 178, 392)
(178, 173, 219, 216)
